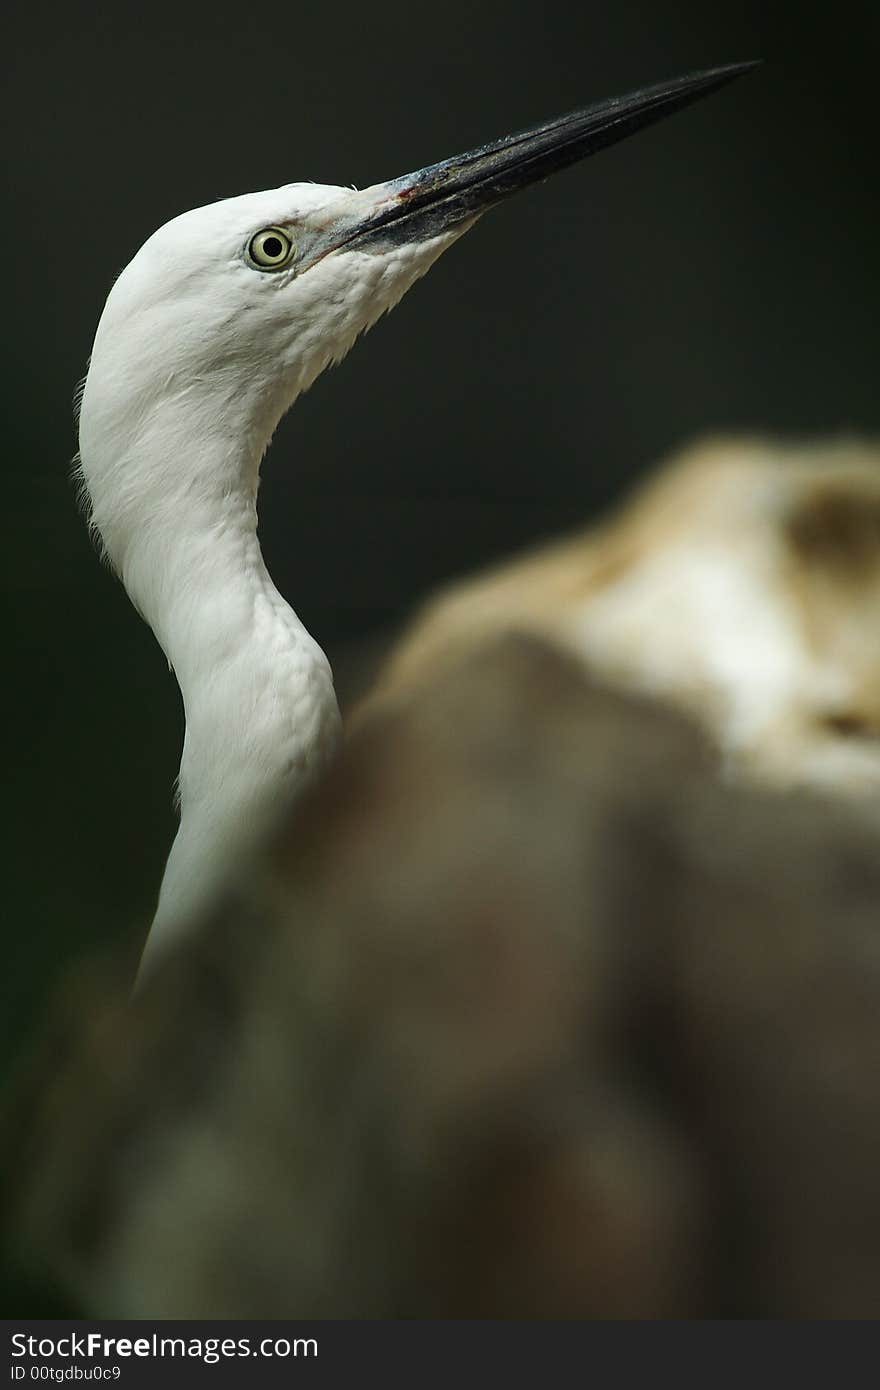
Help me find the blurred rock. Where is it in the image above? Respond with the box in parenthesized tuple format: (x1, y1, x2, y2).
(369, 437, 880, 795)
(6, 634, 880, 1317)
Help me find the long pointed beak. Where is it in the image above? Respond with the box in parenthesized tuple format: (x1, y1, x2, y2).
(342, 61, 759, 251)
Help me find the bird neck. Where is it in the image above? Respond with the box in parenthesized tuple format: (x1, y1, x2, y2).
(121, 455, 339, 971)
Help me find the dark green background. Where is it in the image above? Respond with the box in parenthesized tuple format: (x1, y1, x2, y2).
(3, 1, 878, 1073)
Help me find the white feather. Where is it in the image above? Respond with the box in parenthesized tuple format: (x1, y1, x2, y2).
(77, 180, 470, 975)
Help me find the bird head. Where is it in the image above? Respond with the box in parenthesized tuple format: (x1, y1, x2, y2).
(77, 63, 755, 577)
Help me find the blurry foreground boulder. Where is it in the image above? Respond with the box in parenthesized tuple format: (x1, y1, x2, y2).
(7, 635, 880, 1317)
(371, 437, 880, 795)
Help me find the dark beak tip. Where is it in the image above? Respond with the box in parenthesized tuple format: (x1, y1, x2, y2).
(708, 58, 763, 75)
(695, 58, 764, 90)
(349, 58, 763, 251)
(643, 58, 763, 108)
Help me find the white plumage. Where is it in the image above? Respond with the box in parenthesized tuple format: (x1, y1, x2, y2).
(79, 183, 467, 973)
(75, 67, 754, 974)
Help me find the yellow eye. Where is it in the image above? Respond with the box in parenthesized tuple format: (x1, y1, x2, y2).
(247, 227, 296, 270)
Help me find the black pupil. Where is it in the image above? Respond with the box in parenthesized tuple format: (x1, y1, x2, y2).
(263, 236, 283, 259)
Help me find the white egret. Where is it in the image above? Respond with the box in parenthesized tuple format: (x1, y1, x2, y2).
(77, 64, 754, 976)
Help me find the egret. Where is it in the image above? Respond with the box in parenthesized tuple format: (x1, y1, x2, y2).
(77, 63, 755, 976)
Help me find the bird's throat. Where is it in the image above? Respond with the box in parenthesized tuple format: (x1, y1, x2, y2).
(130, 479, 340, 976)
